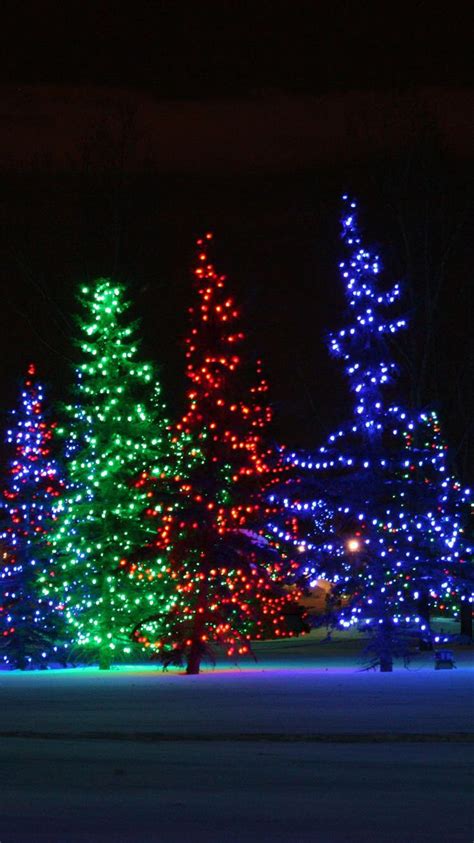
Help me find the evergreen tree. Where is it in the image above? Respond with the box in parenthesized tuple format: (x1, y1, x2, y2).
(418, 413, 473, 638)
(132, 235, 307, 674)
(0, 364, 65, 669)
(39, 279, 179, 669)
(270, 198, 473, 670)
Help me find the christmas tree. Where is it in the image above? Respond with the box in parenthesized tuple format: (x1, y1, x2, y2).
(270, 197, 473, 670)
(132, 234, 307, 673)
(0, 364, 65, 669)
(417, 412, 473, 638)
(39, 279, 180, 669)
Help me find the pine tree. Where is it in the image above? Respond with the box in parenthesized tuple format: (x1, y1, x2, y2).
(38, 279, 179, 669)
(132, 235, 307, 673)
(418, 413, 473, 638)
(271, 198, 473, 670)
(0, 364, 65, 669)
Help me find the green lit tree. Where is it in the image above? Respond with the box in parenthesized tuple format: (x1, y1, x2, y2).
(39, 279, 180, 669)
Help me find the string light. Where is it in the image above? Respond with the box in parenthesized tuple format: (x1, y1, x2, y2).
(39, 280, 180, 670)
(0, 364, 65, 669)
(132, 235, 308, 673)
(270, 197, 473, 669)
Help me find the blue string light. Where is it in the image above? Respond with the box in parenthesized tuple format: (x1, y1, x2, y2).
(0, 364, 65, 669)
(269, 198, 473, 664)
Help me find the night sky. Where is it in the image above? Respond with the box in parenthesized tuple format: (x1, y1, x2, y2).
(1, 2, 473, 475)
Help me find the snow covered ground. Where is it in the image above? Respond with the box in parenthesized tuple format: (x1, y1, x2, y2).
(0, 632, 473, 842)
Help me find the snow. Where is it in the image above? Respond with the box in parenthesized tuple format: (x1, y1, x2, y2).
(0, 632, 473, 841)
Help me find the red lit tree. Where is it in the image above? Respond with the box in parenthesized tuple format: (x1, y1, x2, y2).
(132, 234, 307, 673)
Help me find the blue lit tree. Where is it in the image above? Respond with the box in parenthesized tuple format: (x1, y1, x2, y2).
(269, 197, 473, 670)
(0, 364, 65, 669)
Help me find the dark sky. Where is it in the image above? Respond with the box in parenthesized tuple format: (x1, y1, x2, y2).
(1, 2, 473, 476)
(3, 1, 474, 95)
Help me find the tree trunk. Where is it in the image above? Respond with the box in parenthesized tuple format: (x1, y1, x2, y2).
(460, 602, 473, 639)
(417, 591, 433, 650)
(185, 552, 210, 675)
(185, 609, 206, 675)
(15, 632, 27, 670)
(99, 647, 112, 670)
(379, 654, 393, 672)
(17, 651, 27, 671)
(417, 591, 431, 624)
(99, 573, 112, 670)
(377, 616, 394, 672)
(185, 642, 202, 675)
